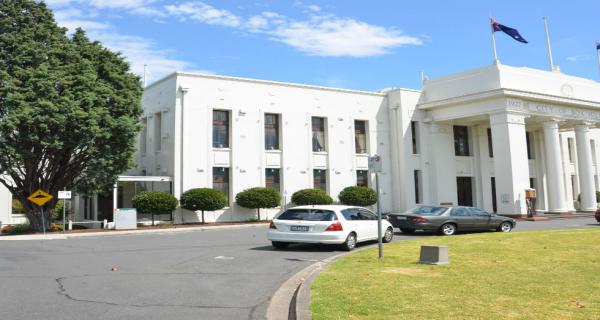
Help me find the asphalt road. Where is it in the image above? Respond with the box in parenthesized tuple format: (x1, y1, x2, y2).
(0, 216, 597, 320)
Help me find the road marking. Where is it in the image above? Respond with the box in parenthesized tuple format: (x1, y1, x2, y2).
(215, 256, 234, 260)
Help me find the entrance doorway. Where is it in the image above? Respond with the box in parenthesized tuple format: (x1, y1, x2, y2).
(97, 192, 114, 221)
(457, 177, 473, 206)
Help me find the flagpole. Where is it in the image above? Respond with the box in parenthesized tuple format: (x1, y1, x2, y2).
(543, 17, 556, 72)
(597, 43, 600, 73)
(143, 64, 148, 88)
(490, 17, 499, 63)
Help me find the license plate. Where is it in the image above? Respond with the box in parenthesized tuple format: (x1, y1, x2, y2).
(290, 226, 309, 232)
(396, 216, 407, 220)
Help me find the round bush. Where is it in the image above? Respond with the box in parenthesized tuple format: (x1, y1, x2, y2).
(291, 189, 333, 206)
(338, 186, 377, 207)
(180, 188, 227, 212)
(236, 187, 281, 210)
(132, 191, 178, 215)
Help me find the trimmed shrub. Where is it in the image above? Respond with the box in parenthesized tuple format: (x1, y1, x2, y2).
(577, 191, 600, 203)
(132, 191, 178, 225)
(180, 188, 227, 224)
(291, 189, 333, 206)
(235, 187, 281, 221)
(338, 186, 377, 207)
(1, 224, 31, 234)
(52, 200, 71, 221)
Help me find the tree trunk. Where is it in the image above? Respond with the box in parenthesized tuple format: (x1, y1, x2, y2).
(257, 208, 261, 221)
(24, 207, 51, 232)
(201, 211, 205, 224)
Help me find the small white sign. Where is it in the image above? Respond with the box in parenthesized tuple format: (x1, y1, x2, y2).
(58, 191, 72, 200)
(369, 154, 383, 173)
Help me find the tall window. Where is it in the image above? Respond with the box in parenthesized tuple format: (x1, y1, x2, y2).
(154, 112, 162, 152)
(526, 132, 534, 159)
(213, 110, 229, 148)
(84, 197, 93, 220)
(453, 126, 470, 156)
(354, 120, 367, 154)
(265, 168, 281, 191)
(411, 121, 419, 154)
(265, 113, 280, 150)
(487, 128, 493, 158)
(414, 170, 422, 204)
(312, 117, 326, 152)
(213, 167, 230, 203)
(140, 118, 147, 155)
(313, 169, 327, 192)
(356, 170, 369, 187)
(567, 138, 574, 163)
(491, 177, 497, 213)
(592, 140, 597, 164)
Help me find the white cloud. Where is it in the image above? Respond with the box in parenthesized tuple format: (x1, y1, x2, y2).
(269, 16, 422, 57)
(165, 2, 241, 27)
(307, 5, 321, 12)
(88, 0, 156, 9)
(54, 9, 109, 31)
(566, 54, 589, 62)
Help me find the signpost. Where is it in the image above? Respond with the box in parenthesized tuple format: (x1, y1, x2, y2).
(58, 190, 72, 234)
(27, 189, 53, 235)
(369, 155, 384, 259)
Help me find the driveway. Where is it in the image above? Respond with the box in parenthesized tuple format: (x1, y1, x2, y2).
(0, 216, 597, 320)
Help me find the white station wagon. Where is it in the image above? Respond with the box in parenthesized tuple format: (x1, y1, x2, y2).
(267, 205, 394, 251)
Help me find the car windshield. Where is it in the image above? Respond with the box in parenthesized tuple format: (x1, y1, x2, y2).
(406, 206, 447, 216)
(277, 209, 338, 221)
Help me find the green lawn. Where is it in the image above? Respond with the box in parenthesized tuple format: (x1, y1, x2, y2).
(311, 229, 600, 320)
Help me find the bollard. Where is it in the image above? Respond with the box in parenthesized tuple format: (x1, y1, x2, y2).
(103, 219, 108, 229)
(0, 221, 2, 235)
(68, 220, 73, 231)
(419, 245, 449, 265)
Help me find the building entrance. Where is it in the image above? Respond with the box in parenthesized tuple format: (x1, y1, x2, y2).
(457, 177, 473, 206)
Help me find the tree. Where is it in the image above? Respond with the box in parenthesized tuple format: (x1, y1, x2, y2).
(235, 187, 281, 221)
(132, 191, 178, 226)
(291, 189, 333, 206)
(180, 188, 227, 224)
(0, 1, 143, 231)
(338, 186, 377, 207)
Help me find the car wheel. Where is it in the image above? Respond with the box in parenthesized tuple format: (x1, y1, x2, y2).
(382, 227, 394, 243)
(439, 223, 456, 236)
(399, 228, 415, 234)
(341, 233, 357, 251)
(497, 221, 513, 233)
(271, 241, 289, 249)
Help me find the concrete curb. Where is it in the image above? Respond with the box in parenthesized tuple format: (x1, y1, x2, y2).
(0, 223, 268, 240)
(266, 252, 347, 320)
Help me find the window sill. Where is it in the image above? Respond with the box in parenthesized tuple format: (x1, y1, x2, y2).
(213, 148, 232, 151)
(312, 151, 328, 155)
(265, 149, 282, 153)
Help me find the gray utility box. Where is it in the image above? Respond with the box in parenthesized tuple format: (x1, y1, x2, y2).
(114, 208, 138, 230)
(419, 245, 449, 265)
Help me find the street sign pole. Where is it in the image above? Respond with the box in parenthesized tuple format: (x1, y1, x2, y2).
(40, 207, 46, 235)
(376, 172, 382, 259)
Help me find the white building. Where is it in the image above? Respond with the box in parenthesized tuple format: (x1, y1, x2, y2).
(2, 62, 600, 225)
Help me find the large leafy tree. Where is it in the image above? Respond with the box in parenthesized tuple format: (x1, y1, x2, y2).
(0, 1, 143, 231)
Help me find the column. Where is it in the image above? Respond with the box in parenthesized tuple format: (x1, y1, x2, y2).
(490, 112, 530, 216)
(429, 123, 457, 205)
(543, 120, 568, 212)
(575, 123, 596, 211)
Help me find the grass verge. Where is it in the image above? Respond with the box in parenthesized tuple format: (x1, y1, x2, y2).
(311, 229, 600, 320)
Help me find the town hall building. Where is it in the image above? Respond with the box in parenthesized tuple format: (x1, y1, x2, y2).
(2, 61, 600, 225)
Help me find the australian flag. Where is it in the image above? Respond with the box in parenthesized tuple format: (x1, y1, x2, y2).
(492, 19, 528, 43)
(596, 41, 600, 50)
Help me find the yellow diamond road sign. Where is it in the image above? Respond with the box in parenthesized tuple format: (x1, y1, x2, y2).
(27, 189, 53, 207)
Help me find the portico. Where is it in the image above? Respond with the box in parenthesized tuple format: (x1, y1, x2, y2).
(416, 62, 600, 217)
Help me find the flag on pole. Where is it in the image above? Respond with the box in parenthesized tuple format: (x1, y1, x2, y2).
(596, 41, 600, 50)
(492, 19, 528, 43)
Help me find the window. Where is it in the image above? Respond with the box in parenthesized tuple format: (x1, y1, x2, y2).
(140, 118, 147, 155)
(278, 209, 337, 221)
(312, 117, 326, 152)
(526, 132, 534, 159)
(567, 138, 574, 163)
(341, 208, 360, 220)
(530, 178, 536, 189)
(411, 121, 419, 154)
(414, 170, 422, 204)
(84, 197, 93, 220)
(469, 207, 490, 217)
(356, 170, 369, 187)
(213, 110, 229, 148)
(358, 209, 377, 220)
(265, 168, 281, 191)
(354, 120, 368, 154)
(487, 128, 493, 158)
(571, 175, 577, 199)
(154, 112, 162, 152)
(313, 169, 327, 192)
(213, 167, 230, 203)
(265, 113, 280, 150)
(592, 140, 597, 164)
(451, 207, 470, 216)
(491, 177, 497, 213)
(453, 126, 470, 156)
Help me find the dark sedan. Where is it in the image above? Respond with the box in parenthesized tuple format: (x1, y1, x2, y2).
(387, 205, 516, 236)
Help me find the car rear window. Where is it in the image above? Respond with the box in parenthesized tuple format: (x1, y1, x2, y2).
(406, 206, 447, 216)
(277, 209, 338, 221)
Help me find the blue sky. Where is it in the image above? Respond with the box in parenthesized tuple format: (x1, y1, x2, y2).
(45, 0, 600, 91)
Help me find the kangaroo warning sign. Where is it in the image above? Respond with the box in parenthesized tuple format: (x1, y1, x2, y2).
(27, 189, 53, 206)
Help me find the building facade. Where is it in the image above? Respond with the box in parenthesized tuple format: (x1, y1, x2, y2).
(2, 62, 600, 225)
